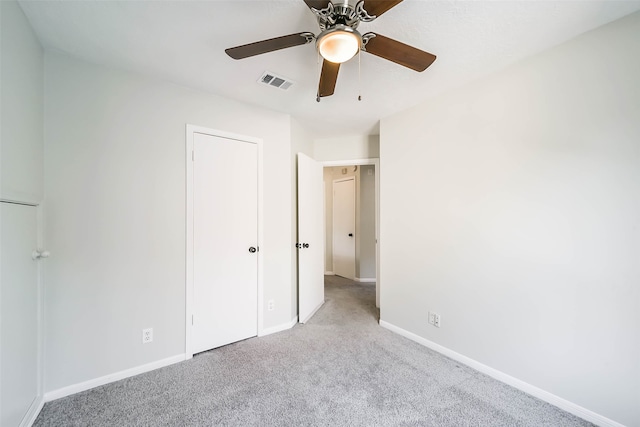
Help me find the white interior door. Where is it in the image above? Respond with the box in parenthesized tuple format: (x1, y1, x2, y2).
(297, 153, 324, 323)
(192, 133, 258, 354)
(1, 202, 39, 426)
(333, 178, 355, 280)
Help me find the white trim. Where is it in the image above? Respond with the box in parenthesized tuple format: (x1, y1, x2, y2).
(256, 139, 265, 338)
(323, 175, 327, 275)
(44, 354, 185, 402)
(299, 300, 325, 324)
(185, 124, 264, 359)
(34, 203, 46, 425)
(354, 277, 376, 283)
(185, 125, 194, 359)
(379, 320, 624, 427)
(324, 271, 335, 275)
(259, 316, 298, 337)
(322, 158, 379, 167)
(321, 158, 380, 308)
(20, 396, 44, 427)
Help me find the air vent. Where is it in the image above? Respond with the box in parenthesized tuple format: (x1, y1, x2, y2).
(258, 71, 294, 91)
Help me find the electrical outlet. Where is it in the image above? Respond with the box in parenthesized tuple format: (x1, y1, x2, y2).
(434, 314, 441, 328)
(267, 299, 275, 311)
(428, 311, 435, 325)
(142, 328, 153, 344)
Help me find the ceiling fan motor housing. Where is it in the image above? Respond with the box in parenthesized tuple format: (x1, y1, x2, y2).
(313, 0, 365, 31)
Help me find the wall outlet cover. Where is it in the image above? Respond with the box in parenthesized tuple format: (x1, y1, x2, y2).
(142, 328, 153, 343)
(428, 311, 435, 325)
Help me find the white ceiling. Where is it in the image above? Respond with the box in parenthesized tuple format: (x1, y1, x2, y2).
(19, 0, 640, 138)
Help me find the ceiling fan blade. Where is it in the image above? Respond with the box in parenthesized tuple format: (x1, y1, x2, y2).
(318, 60, 340, 98)
(303, 0, 331, 11)
(225, 33, 312, 60)
(361, 0, 403, 18)
(363, 33, 436, 72)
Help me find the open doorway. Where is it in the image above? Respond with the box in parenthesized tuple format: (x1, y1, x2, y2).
(322, 161, 379, 306)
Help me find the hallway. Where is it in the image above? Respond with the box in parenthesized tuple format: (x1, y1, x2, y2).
(316, 274, 379, 324)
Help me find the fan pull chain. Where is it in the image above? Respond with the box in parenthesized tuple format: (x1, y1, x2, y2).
(358, 48, 362, 101)
(316, 51, 321, 103)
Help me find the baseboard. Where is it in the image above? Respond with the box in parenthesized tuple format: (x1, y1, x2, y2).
(354, 277, 376, 283)
(44, 354, 185, 402)
(259, 316, 298, 337)
(379, 320, 624, 427)
(299, 300, 324, 324)
(324, 271, 334, 275)
(21, 394, 44, 427)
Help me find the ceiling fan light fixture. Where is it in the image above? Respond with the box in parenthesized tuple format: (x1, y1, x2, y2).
(317, 26, 361, 64)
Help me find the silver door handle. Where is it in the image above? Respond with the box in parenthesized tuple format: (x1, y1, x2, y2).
(32, 250, 50, 260)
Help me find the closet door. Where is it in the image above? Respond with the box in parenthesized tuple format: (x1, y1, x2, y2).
(1, 202, 39, 426)
(191, 133, 258, 354)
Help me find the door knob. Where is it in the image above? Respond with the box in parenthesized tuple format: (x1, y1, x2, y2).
(249, 247, 257, 253)
(348, 233, 353, 237)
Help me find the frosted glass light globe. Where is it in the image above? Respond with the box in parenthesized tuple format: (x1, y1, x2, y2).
(317, 27, 361, 64)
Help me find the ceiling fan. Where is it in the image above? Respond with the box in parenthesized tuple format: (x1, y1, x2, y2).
(225, 0, 436, 101)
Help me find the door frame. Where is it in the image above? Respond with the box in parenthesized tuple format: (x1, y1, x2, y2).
(332, 177, 356, 280)
(0, 199, 46, 425)
(185, 124, 264, 359)
(322, 158, 380, 307)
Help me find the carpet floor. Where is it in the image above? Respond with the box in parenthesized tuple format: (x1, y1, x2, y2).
(34, 275, 593, 426)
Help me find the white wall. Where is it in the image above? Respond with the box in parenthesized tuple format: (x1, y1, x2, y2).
(290, 118, 315, 320)
(314, 134, 379, 161)
(380, 12, 640, 427)
(43, 53, 294, 392)
(0, 0, 44, 203)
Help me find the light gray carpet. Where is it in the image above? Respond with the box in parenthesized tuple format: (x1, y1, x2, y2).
(34, 276, 593, 426)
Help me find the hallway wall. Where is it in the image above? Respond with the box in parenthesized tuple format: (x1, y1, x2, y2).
(314, 135, 379, 161)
